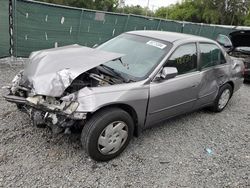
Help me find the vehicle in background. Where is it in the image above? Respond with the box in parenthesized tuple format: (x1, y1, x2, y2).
(3, 31, 244, 161)
(217, 30, 250, 81)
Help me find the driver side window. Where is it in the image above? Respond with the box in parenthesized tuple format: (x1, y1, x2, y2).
(166, 43, 198, 75)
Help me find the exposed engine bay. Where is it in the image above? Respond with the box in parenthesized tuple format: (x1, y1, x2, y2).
(64, 67, 123, 95)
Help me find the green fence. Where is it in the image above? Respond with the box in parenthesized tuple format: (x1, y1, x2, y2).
(0, 0, 10, 57)
(0, 0, 239, 58)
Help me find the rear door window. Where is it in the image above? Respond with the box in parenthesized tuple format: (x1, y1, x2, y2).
(166, 43, 197, 75)
(199, 43, 226, 69)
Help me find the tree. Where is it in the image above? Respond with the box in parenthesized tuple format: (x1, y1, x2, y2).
(155, 0, 204, 22)
(155, 0, 249, 26)
(38, 0, 249, 26)
(38, 0, 118, 11)
(116, 5, 154, 17)
(94, 0, 119, 12)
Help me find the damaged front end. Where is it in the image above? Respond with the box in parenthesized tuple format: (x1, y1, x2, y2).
(3, 45, 124, 134)
(4, 70, 88, 134)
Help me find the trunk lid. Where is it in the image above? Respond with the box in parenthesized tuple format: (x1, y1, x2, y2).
(229, 30, 250, 48)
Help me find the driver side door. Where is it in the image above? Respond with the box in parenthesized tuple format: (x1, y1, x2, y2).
(145, 43, 202, 127)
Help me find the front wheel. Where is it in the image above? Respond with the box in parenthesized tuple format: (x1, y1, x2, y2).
(81, 108, 134, 161)
(211, 83, 233, 112)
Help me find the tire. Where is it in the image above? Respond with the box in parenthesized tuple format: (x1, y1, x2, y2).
(210, 83, 233, 112)
(81, 108, 134, 161)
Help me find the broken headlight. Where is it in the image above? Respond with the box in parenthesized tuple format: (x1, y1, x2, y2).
(26, 96, 79, 115)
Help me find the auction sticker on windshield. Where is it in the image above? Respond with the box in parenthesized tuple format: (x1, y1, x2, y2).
(146, 40, 167, 49)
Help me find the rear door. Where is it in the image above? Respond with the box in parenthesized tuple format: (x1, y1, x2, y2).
(146, 43, 202, 127)
(194, 43, 230, 108)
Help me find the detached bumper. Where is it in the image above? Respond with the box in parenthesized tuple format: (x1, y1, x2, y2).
(3, 93, 87, 133)
(3, 93, 87, 120)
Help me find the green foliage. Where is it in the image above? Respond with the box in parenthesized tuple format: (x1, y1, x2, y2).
(38, 0, 118, 11)
(38, 0, 249, 26)
(155, 0, 249, 26)
(245, 13, 250, 26)
(115, 5, 154, 17)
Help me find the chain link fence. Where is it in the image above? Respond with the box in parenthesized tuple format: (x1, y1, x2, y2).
(0, 0, 241, 58)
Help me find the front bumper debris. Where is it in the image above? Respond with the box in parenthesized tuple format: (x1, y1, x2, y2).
(4, 94, 27, 104)
(3, 93, 87, 134)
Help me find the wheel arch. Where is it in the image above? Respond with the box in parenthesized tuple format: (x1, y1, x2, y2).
(226, 80, 234, 93)
(89, 103, 140, 137)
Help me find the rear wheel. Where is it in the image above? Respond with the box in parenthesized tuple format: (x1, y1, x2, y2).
(81, 108, 134, 161)
(210, 83, 233, 112)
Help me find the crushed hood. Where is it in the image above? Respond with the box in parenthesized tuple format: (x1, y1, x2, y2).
(24, 44, 123, 97)
(230, 30, 250, 48)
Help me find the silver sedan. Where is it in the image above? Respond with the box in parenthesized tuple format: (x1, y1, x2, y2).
(4, 31, 244, 161)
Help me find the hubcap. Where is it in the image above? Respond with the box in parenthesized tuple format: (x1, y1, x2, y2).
(98, 121, 128, 155)
(218, 89, 230, 109)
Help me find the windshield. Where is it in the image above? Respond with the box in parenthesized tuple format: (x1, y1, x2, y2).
(97, 33, 172, 81)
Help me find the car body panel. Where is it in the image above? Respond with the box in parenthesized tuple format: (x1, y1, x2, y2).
(146, 71, 202, 126)
(74, 80, 149, 128)
(194, 68, 218, 108)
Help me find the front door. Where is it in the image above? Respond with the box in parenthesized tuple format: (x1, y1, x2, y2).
(146, 43, 201, 127)
(195, 43, 230, 108)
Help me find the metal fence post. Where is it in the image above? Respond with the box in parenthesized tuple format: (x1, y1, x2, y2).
(123, 14, 130, 32)
(198, 23, 203, 36)
(9, 0, 14, 57)
(156, 19, 161, 30)
(212, 25, 216, 39)
(77, 9, 84, 43)
(181, 22, 185, 33)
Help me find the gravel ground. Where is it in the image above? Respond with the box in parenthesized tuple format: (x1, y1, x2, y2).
(0, 58, 249, 187)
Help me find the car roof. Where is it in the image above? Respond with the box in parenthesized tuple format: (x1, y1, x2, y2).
(127, 30, 215, 44)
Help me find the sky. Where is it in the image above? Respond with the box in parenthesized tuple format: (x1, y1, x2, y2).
(125, 0, 180, 10)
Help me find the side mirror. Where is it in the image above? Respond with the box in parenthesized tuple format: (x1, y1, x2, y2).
(160, 67, 178, 80)
(216, 34, 233, 48)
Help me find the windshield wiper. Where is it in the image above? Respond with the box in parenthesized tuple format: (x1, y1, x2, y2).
(99, 64, 130, 83)
(115, 58, 129, 70)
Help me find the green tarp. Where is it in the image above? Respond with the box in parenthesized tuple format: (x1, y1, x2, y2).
(0, 0, 10, 58)
(0, 0, 239, 57)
